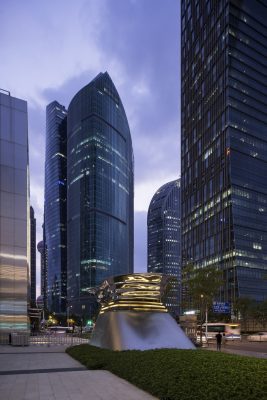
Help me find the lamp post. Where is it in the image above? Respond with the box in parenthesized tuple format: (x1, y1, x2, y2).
(81, 305, 85, 333)
(200, 294, 208, 345)
(67, 305, 72, 328)
(205, 302, 208, 343)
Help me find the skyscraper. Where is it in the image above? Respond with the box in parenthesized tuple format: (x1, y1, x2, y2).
(147, 179, 181, 316)
(37, 238, 48, 311)
(30, 206, 36, 306)
(44, 101, 67, 314)
(0, 89, 29, 332)
(67, 72, 134, 318)
(181, 0, 267, 304)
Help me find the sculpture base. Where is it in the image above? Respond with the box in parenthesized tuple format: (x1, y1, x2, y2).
(90, 311, 195, 351)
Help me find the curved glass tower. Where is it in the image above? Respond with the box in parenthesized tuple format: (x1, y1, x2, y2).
(147, 179, 181, 316)
(44, 101, 67, 314)
(67, 72, 134, 318)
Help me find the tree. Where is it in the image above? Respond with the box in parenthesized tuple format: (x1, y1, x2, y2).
(233, 297, 254, 332)
(182, 264, 223, 344)
(254, 300, 267, 330)
(244, 299, 267, 331)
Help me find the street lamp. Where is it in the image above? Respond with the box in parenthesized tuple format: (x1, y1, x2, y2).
(201, 294, 208, 344)
(67, 305, 72, 327)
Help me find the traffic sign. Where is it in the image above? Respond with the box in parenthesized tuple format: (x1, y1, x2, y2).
(213, 301, 230, 313)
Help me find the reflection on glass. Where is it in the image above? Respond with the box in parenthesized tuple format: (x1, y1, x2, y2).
(0, 92, 29, 332)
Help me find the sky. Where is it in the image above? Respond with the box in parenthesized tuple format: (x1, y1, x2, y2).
(0, 0, 181, 296)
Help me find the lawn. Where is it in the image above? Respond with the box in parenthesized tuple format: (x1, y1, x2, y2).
(66, 344, 267, 400)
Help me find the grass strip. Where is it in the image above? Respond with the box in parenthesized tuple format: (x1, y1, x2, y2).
(66, 344, 267, 400)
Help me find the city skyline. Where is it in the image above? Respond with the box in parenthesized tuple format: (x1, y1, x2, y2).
(0, 0, 181, 295)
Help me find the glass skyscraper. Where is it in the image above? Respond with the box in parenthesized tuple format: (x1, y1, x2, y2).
(30, 206, 36, 306)
(37, 238, 48, 312)
(181, 0, 267, 303)
(0, 89, 29, 332)
(147, 179, 181, 316)
(67, 72, 134, 318)
(44, 101, 67, 314)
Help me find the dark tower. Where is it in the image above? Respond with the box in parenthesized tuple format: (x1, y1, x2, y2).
(147, 179, 181, 316)
(37, 238, 48, 311)
(181, 0, 267, 304)
(44, 101, 67, 314)
(67, 72, 134, 318)
(30, 206, 36, 306)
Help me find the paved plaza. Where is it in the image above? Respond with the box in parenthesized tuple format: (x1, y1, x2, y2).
(0, 340, 266, 399)
(0, 345, 157, 400)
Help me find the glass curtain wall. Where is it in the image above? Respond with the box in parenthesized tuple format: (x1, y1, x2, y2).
(0, 91, 29, 332)
(44, 101, 67, 314)
(147, 179, 181, 316)
(181, 0, 267, 304)
(67, 72, 134, 318)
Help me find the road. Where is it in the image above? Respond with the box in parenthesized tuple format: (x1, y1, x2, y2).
(206, 337, 267, 358)
(223, 339, 267, 352)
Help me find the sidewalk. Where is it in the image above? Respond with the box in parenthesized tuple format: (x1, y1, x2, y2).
(0, 345, 157, 400)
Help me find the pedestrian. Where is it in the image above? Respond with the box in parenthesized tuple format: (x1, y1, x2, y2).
(216, 332, 222, 351)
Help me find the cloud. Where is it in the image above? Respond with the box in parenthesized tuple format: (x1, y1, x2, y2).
(0, 0, 107, 107)
(1, 0, 181, 293)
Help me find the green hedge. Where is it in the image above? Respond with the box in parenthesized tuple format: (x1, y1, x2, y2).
(66, 345, 267, 400)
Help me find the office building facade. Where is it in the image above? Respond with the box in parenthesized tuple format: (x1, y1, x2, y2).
(0, 89, 29, 332)
(30, 206, 36, 306)
(147, 179, 181, 316)
(44, 101, 67, 314)
(37, 238, 48, 311)
(181, 0, 267, 303)
(67, 72, 134, 318)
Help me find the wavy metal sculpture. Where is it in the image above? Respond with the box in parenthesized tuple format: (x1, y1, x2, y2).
(90, 273, 195, 351)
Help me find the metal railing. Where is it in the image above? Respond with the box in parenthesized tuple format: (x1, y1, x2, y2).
(29, 333, 89, 346)
(0, 332, 89, 346)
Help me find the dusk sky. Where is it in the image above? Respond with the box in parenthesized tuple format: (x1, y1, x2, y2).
(1, 0, 181, 295)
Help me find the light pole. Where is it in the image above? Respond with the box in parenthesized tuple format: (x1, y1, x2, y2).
(200, 294, 208, 345)
(81, 304, 85, 333)
(67, 305, 72, 328)
(205, 302, 208, 343)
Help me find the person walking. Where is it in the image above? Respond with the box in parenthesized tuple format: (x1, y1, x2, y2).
(216, 332, 222, 351)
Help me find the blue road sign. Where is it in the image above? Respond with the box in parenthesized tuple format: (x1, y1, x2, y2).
(213, 301, 231, 314)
